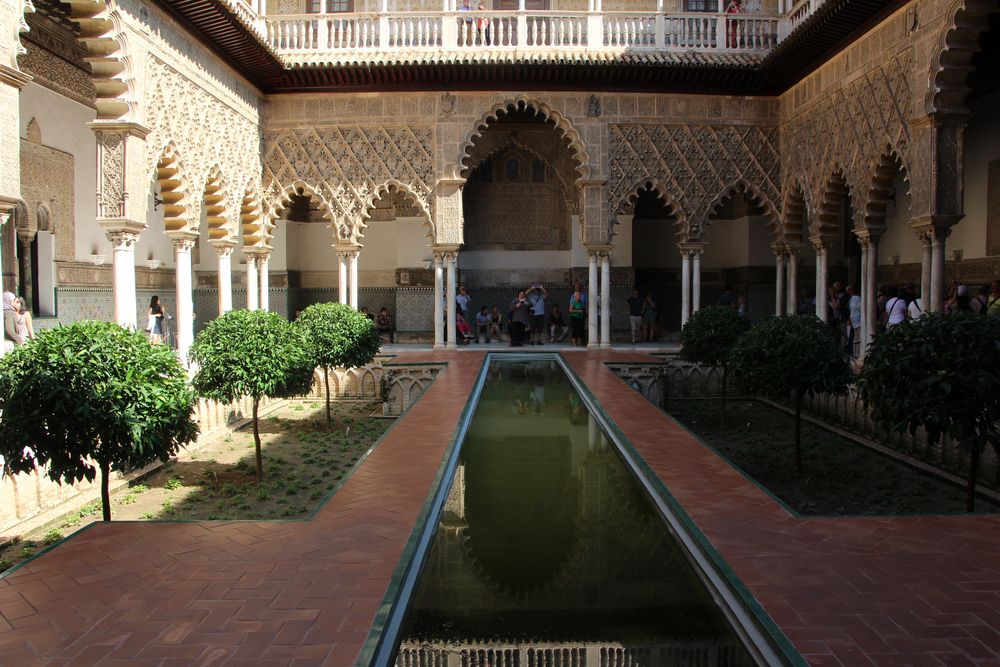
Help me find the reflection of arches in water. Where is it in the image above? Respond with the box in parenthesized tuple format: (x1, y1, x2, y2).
(462, 435, 582, 597)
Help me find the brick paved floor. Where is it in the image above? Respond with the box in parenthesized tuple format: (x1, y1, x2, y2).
(2, 349, 1000, 666)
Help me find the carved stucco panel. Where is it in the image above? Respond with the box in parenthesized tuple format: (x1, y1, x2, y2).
(144, 56, 262, 235)
(263, 125, 435, 239)
(781, 49, 914, 230)
(607, 124, 780, 241)
(0, 82, 19, 197)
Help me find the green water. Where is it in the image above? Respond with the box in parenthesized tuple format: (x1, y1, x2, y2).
(394, 359, 755, 665)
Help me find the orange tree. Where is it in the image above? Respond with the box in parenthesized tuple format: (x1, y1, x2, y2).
(679, 305, 750, 423)
(190, 310, 315, 481)
(729, 315, 852, 474)
(295, 302, 380, 429)
(0, 321, 198, 520)
(859, 313, 1000, 511)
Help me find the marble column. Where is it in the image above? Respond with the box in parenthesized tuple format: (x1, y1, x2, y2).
(774, 250, 785, 316)
(433, 252, 444, 349)
(108, 231, 139, 328)
(0, 209, 7, 350)
(587, 251, 599, 347)
(259, 253, 270, 312)
(858, 240, 868, 349)
(691, 248, 702, 315)
(173, 238, 196, 362)
(865, 236, 878, 346)
(680, 249, 691, 327)
(246, 253, 259, 311)
(786, 247, 799, 315)
(930, 230, 947, 312)
(337, 251, 348, 305)
(813, 240, 829, 321)
(17, 232, 33, 309)
(214, 244, 234, 315)
(599, 251, 611, 348)
(445, 251, 457, 349)
(348, 250, 359, 309)
(919, 231, 932, 311)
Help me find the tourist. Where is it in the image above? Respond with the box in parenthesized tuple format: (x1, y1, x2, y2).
(569, 285, 586, 346)
(735, 290, 748, 318)
(489, 306, 505, 341)
(476, 3, 491, 45)
(459, 0, 475, 45)
(944, 280, 959, 314)
(455, 311, 473, 344)
(828, 281, 847, 338)
(642, 291, 658, 342)
(626, 288, 643, 343)
(456, 285, 472, 321)
(971, 286, 989, 314)
(846, 285, 861, 357)
(725, 0, 741, 48)
(376, 306, 394, 343)
(956, 284, 972, 312)
(147, 295, 168, 344)
(13, 297, 35, 342)
(906, 284, 925, 321)
(549, 304, 568, 343)
(360, 305, 374, 320)
(883, 284, 908, 329)
(475, 306, 492, 342)
(718, 283, 735, 308)
(3, 292, 24, 349)
(988, 281, 1000, 317)
(509, 289, 531, 347)
(527, 283, 547, 345)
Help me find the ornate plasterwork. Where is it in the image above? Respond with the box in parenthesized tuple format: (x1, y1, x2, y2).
(781, 49, 914, 236)
(20, 125, 75, 261)
(924, 0, 995, 118)
(607, 124, 780, 242)
(144, 55, 262, 237)
(262, 125, 434, 241)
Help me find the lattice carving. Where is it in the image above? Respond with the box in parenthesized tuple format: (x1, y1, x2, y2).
(608, 124, 780, 242)
(782, 50, 914, 234)
(145, 56, 262, 237)
(263, 125, 434, 242)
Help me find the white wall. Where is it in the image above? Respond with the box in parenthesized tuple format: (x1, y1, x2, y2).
(956, 90, 1000, 260)
(878, 171, 921, 264)
(19, 83, 96, 263)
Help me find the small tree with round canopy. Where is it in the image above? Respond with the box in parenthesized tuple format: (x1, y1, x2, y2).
(858, 313, 1000, 512)
(295, 302, 381, 429)
(0, 321, 198, 521)
(729, 315, 853, 474)
(189, 310, 315, 482)
(679, 305, 750, 424)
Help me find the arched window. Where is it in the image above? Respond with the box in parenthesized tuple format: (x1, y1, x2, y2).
(505, 158, 520, 182)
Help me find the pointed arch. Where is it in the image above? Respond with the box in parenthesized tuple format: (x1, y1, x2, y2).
(812, 169, 851, 241)
(154, 143, 193, 235)
(703, 179, 782, 244)
(860, 148, 910, 236)
(203, 166, 234, 244)
(457, 96, 590, 182)
(926, 0, 996, 117)
(361, 179, 434, 241)
(36, 203, 52, 233)
(611, 177, 687, 241)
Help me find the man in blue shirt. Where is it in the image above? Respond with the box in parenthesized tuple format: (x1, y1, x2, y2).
(527, 283, 548, 346)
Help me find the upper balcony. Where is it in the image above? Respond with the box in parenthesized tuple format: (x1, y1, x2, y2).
(158, 0, 887, 93)
(257, 0, 827, 65)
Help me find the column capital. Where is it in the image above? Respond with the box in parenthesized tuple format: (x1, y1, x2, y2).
(212, 241, 236, 258)
(85, 121, 152, 140)
(910, 214, 961, 235)
(106, 230, 140, 249)
(170, 236, 197, 253)
(809, 236, 831, 253)
(16, 228, 36, 244)
(677, 242, 705, 257)
(770, 243, 788, 258)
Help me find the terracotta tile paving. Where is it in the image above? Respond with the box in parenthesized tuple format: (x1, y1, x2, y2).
(0, 351, 486, 666)
(4, 349, 1000, 666)
(564, 351, 1000, 667)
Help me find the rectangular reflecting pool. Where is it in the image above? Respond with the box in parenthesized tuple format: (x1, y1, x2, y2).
(386, 357, 777, 666)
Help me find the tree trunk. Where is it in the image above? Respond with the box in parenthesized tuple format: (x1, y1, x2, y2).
(100, 460, 112, 521)
(966, 429, 985, 513)
(324, 366, 332, 429)
(253, 398, 263, 482)
(794, 391, 803, 475)
(721, 363, 727, 428)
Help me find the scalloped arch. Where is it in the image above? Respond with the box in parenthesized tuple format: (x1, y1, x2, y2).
(782, 179, 809, 246)
(361, 179, 434, 241)
(203, 165, 234, 244)
(68, 3, 134, 121)
(860, 147, 910, 235)
(264, 180, 337, 243)
(611, 178, 687, 241)
(703, 179, 781, 244)
(458, 97, 590, 182)
(812, 168, 852, 242)
(154, 143, 192, 235)
(925, 0, 996, 117)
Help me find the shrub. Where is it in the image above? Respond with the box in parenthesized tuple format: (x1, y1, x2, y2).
(679, 306, 750, 421)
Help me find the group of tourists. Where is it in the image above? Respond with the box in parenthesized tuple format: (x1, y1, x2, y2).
(625, 289, 660, 343)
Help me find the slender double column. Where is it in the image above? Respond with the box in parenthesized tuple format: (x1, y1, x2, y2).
(172, 237, 196, 362)
(774, 249, 785, 316)
(109, 231, 140, 328)
(445, 251, 457, 349)
(587, 251, 599, 347)
(433, 252, 444, 349)
(677, 243, 705, 327)
(918, 231, 932, 310)
(856, 233, 879, 351)
(246, 253, 259, 311)
(335, 244, 361, 309)
(785, 246, 799, 315)
(259, 253, 271, 312)
(599, 250, 611, 348)
(812, 239, 829, 321)
(432, 245, 460, 349)
(214, 243, 234, 315)
(929, 229, 948, 312)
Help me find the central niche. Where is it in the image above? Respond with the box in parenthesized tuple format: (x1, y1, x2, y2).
(462, 108, 577, 251)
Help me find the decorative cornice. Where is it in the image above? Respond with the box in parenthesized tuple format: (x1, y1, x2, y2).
(0, 64, 32, 88)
